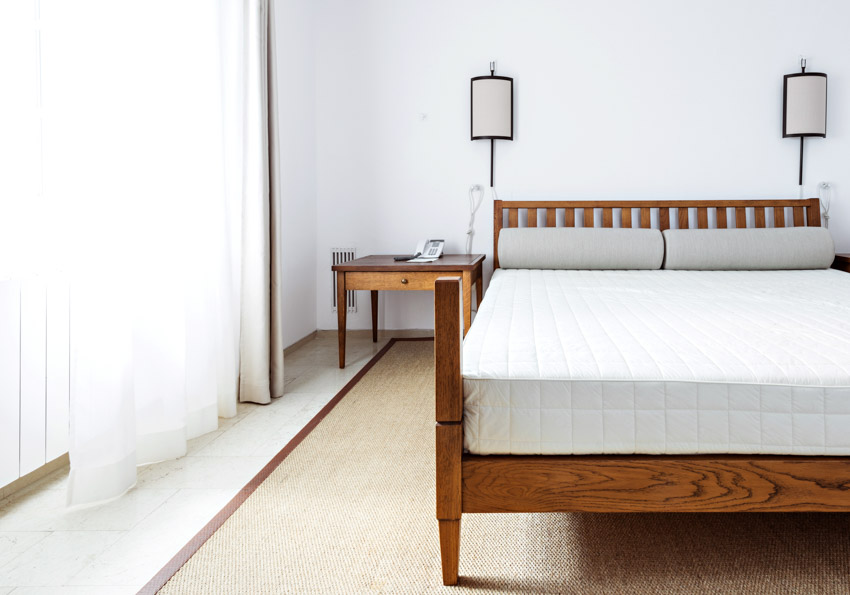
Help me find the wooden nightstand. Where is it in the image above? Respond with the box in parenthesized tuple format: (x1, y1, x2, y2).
(833, 254, 850, 273)
(332, 254, 485, 368)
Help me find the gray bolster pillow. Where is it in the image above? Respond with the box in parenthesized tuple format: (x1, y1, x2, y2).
(498, 228, 664, 270)
(662, 227, 835, 270)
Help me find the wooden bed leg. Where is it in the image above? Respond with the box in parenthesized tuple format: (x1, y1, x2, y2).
(436, 423, 462, 585)
(439, 519, 461, 585)
(435, 277, 464, 586)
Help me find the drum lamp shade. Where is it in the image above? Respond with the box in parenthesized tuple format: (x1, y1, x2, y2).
(783, 73, 827, 138)
(471, 76, 513, 140)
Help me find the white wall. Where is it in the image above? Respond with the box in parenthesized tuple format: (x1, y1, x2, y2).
(276, 0, 319, 347)
(311, 0, 850, 332)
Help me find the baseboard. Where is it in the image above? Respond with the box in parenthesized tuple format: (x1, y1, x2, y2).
(0, 453, 69, 502)
(284, 330, 319, 356)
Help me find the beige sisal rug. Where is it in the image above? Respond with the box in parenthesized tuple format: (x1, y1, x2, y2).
(144, 339, 850, 594)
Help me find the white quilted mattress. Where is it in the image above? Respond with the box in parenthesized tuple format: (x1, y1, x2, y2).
(462, 268, 850, 455)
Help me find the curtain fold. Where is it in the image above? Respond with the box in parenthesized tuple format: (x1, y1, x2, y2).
(62, 0, 282, 507)
(235, 0, 284, 404)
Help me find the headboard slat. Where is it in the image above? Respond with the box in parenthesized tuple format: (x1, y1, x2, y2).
(678, 207, 689, 230)
(697, 208, 709, 229)
(640, 208, 651, 229)
(775, 207, 786, 228)
(735, 207, 746, 229)
(659, 208, 670, 231)
(793, 206, 805, 226)
(527, 208, 537, 228)
(547, 208, 557, 227)
(622, 208, 632, 229)
(755, 207, 766, 228)
(716, 207, 728, 229)
(602, 208, 613, 228)
(583, 208, 594, 228)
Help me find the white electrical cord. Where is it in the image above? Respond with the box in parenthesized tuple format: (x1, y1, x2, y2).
(819, 182, 831, 229)
(465, 184, 485, 254)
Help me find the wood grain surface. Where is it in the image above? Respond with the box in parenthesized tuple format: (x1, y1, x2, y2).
(331, 254, 484, 272)
(462, 455, 850, 513)
(436, 424, 462, 519)
(344, 271, 445, 291)
(678, 206, 689, 229)
(438, 519, 460, 586)
(434, 277, 462, 423)
(435, 277, 464, 585)
(659, 207, 669, 231)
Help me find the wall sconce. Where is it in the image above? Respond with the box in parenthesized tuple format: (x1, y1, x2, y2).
(783, 58, 827, 186)
(471, 62, 513, 188)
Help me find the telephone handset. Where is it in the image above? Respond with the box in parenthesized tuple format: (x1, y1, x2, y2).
(394, 239, 445, 262)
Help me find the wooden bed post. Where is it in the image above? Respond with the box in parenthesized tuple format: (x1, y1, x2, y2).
(807, 198, 822, 227)
(493, 200, 503, 269)
(435, 277, 463, 586)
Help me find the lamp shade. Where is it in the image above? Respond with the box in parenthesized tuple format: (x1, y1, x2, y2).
(783, 73, 827, 137)
(471, 76, 513, 140)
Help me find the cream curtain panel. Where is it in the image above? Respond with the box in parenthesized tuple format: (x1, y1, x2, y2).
(60, 0, 282, 507)
(231, 0, 285, 404)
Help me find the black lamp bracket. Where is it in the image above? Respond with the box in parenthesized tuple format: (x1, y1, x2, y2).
(490, 61, 495, 186)
(798, 57, 806, 186)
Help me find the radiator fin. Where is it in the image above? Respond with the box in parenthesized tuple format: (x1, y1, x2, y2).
(331, 248, 357, 313)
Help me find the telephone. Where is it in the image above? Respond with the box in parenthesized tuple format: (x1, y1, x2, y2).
(394, 239, 445, 262)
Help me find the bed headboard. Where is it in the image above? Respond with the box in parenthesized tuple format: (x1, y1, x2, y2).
(492, 198, 821, 269)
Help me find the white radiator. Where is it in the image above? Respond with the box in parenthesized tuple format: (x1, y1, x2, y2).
(331, 248, 357, 313)
(0, 278, 70, 489)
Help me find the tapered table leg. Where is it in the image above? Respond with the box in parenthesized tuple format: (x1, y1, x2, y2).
(371, 290, 378, 342)
(337, 271, 346, 368)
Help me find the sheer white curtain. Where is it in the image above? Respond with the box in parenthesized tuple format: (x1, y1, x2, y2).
(38, 0, 284, 507)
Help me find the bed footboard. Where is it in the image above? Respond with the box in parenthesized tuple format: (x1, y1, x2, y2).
(435, 277, 464, 585)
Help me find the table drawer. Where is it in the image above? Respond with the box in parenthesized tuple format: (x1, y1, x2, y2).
(344, 271, 455, 291)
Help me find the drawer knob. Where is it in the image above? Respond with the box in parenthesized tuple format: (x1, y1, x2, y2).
(401, 278, 408, 284)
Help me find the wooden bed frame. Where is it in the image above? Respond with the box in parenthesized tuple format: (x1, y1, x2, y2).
(434, 198, 850, 586)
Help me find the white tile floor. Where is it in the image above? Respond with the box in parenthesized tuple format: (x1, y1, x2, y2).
(0, 331, 425, 594)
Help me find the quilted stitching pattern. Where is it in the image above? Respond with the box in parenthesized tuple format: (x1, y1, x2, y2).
(462, 269, 850, 455)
